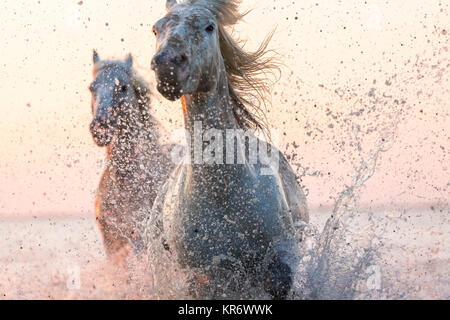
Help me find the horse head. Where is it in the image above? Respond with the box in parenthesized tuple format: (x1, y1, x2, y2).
(151, 0, 225, 101)
(151, 0, 278, 132)
(89, 50, 139, 147)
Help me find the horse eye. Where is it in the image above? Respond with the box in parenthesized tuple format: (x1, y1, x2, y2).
(205, 24, 214, 33)
(120, 85, 127, 92)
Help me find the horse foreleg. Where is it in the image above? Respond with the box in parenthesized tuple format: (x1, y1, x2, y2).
(96, 214, 131, 267)
(264, 251, 293, 300)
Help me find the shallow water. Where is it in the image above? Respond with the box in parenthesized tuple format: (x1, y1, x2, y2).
(0, 205, 447, 300)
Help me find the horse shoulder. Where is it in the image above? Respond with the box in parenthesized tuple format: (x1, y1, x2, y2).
(256, 138, 309, 224)
(96, 166, 116, 209)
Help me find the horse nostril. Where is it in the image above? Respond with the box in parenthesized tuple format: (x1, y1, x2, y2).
(152, 52, 166, 68)
(91, 119, 108, 131)
(97, 115, 107, 123)
(153, 50, 189, 68)
(180, 54, 188, 65)
(170, 53, 188, 66)
(173, 54, 188, 66)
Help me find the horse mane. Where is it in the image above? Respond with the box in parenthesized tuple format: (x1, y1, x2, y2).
(191, 0, 281, 132)
(94, 59, 153, 124)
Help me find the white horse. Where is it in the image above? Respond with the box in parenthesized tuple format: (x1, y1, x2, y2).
(89, 51, 173, 265)
(147, 0, 308, 299)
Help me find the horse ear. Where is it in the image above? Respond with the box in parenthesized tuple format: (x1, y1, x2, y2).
(93, 50, 100, 64)
(166, 0, 177, 11)
(125, 54, 133, 69)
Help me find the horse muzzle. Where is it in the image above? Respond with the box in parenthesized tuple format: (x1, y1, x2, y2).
(90, 120, 115, 147)
(151, 49, 190, 100)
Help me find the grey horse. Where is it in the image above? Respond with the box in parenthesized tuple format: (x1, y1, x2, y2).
(147, 0, 308, 299)
(89, 50, 173, 265)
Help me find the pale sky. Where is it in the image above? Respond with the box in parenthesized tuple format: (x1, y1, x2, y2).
(0, 0, 448, 216)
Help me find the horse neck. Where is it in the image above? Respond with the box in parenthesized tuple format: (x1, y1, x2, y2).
(181, 68, 237, 132)
(106, 102, 156, 172)
(180, 70, 250, 189)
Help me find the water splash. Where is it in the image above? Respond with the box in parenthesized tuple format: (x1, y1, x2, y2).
(295, 134, 396, 299)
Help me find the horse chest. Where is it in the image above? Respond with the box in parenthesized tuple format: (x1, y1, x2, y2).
(97, 165, 157, 216)
(163, 178, 287, 270)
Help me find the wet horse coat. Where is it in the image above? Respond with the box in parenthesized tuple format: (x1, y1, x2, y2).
(148, 0, 308, 298)
(89, 51, 173, 264)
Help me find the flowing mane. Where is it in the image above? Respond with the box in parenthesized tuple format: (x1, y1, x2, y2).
(191, 0, 280, 131)
(94, 59, 153, 123)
